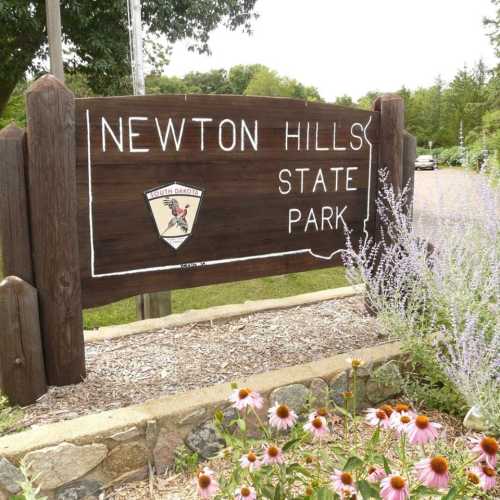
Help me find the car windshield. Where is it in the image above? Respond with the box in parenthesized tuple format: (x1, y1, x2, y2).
(417, 155, 433, 161)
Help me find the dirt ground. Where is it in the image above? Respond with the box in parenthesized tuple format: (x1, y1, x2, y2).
(9, 295, 385, 433)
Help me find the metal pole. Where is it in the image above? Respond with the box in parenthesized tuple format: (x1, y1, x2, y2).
(45, 0, 65, 82)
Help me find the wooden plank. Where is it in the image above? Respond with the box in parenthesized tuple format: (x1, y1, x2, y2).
(0, 125, 34, 284)
(402, 131, 416, 217)
(26, 75, 85, 386)
(0, 276, 47, 406)
(374, 94, 404, 192)
(136, 291, 171, 319)
(75, 94, 381, 307)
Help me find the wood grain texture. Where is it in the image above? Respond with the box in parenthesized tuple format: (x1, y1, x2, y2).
(0, 276, 47, 406)
(0, 125, 34, 284)
(403, 131, 417, 217)
(26, 75, 85, 386)
(374, 94, 404, 192)
(76, 94, 380, 307)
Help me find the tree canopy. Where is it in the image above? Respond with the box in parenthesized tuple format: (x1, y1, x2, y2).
(0, 0, 258, 114)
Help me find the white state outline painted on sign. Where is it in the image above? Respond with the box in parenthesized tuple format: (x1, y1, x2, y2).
(86, 110, 373, 278)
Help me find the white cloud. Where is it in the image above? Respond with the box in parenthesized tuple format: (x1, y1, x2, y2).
(162, 0, 497, 101)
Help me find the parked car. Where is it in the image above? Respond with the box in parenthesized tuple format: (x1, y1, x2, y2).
(415, 155, 437, 170)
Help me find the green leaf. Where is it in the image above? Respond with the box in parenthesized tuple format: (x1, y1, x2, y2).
(441, 486, 458, 499)
(237, 418, 246, 432)
(412, 484, 438, 495)
(343, 455, 364, 471)
(368, 427, 381, 447)
(214, 409, 224, 423)
(230, 381, 238, 390)
(283, 437, 301, 452)
(274, 483, 282, 500)
(382, 455, 391, 474)
(356, 480, 381, 499)
(314, 486, 335, 500)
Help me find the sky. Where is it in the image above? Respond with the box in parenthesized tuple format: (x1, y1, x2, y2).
(163, 0, 497, 102)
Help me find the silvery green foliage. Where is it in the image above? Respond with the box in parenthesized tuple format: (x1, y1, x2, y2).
(342, 169, 499, 429)
(15, 461, 47, 500)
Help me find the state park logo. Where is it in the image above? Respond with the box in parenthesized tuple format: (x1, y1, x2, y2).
(145, 182, 204, 250)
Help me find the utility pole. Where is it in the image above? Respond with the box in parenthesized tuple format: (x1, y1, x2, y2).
(128, 0, 172, 319)
(45, 0, 65, 82)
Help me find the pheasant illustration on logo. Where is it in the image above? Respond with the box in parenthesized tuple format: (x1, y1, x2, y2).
(145, 182, 203, 250)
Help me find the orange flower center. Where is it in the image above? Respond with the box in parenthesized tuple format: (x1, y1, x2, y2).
(305, 455, 314, 464)
(376, 409, 387, 420)
(342, 391, 353, 399)
(198, 474, 211, 489)
(395, 403, 410, 413)
(415, 415, 429, 429)
(467, 472, 480, 484)
(305, 486, 314, 496)
(268, 445, 279, 458)
(247, 451, 257, 463)
(483, 466, 496, 478)
(312, 417, 323, 429)
(400, 415, 411, 424)
(316, 407, 329, 417)
(276, 404, 290, 419)
(340, 472, 353, 485)
(351, 358, 363, 368)
(380, 404, 394, 417)
(481, 436, 498, 455)
(430, 456, 448, 474)
(368, 466, 376, 474)
(390, 476, 406, 490)
(238, 388, 251, 399)
(241, 487, 251, 496)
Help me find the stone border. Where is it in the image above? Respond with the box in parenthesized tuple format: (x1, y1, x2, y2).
(0, 340, 402, 499)
(84, 284, 364, 342)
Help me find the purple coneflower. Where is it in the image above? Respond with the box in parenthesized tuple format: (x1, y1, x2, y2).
(470, 464, 497, 491)
(304, 415, 329, 440)
(262, 444, 284, 465)
(367, 465, 387, 483)
(196, 467, 219, 498)
(234, 485, 257, 500)
(365, 408, 391, 428)
(331, 470, 357, 497)
(239, 450, 261, 471)
(229, 387, 264, 411)
(380, 474, 409, 500)
(414, 456, 450, 489)
(470, 435, 498, 467)
(268, 403, 297, 430)
(406, 415, 441, 445)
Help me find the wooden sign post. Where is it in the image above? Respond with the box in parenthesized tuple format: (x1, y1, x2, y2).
(0, 76, 413, 393)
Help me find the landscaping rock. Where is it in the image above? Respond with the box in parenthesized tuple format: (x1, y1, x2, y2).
(110, 426, 143, 443)
(102, 441, 148, 477)
(309, 378, 329, 408)
(55, 479, 103, 500)
(270, 384, 309, 414)
(366, 360, 403, 404)
(185, 421, 225, 459)
(329, 371, 349, 407)
(154, 428, 184, 474)
(0, 457, 23, 496)
(24, 442, 108, 490)
(178, 408, 207, 426)
(463, 405, 489, 432)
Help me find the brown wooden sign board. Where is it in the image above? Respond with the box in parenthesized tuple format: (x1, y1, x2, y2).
(76, 95, 380, 307)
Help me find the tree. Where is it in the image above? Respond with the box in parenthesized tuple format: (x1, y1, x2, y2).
(0, 0, 258, 116)
(334, 95, 354, 106)
(484, 0, 500, 60)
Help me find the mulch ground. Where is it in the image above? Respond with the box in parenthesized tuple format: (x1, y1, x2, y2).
(7, 295, 386, 433)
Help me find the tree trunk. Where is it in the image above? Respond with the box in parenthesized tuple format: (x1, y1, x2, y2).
(0, 78, 18, 118)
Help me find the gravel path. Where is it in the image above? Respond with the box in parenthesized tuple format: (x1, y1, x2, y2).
(12, 295, 384, 432)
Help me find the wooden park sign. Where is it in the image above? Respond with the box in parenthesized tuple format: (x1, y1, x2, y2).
(0, 75, 413, 399)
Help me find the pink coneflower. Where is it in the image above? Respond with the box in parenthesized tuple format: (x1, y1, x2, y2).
(234, 485, 257, 500)
(392, 414, 412, 435)
(406, 415, 441, 445)
(268, 403, 297, 430)
(380, 474, 409, 500)
(414, 456, 450, 489)
(304, 415, 329, 440)
(390, 403, 415, 426)
(196, 467, 219, 498)
(470, 435, 498, 467)
(471, 464, 497, 491)
(365, 408, 391, 428)
(229, 387, 264, 411)
(331, 470, 357, 497)
(367, 466, 387, 483)
(309, 407, 330, 420)
(239, 450, 261, 471)
(263, 444, 284, 465)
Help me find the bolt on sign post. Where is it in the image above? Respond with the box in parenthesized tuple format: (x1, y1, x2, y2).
(0, 76, 412, 389)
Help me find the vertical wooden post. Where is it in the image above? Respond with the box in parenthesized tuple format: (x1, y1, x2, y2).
(402, 131, 417, 217)
(26, 74, 85, 386)
(45, 0, 65, 82)
(137, 291, 172, 319)
(0, 276, 47, 406)
(374, 94, 405, 193)
(0, 125, 34, 284)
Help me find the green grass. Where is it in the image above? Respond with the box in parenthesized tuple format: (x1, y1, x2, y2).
(83, 266, 348, 329)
